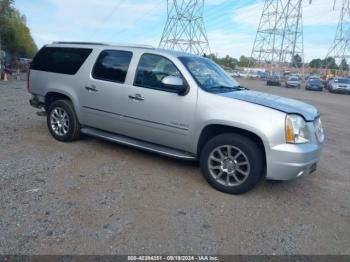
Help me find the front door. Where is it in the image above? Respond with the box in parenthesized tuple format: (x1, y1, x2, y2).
(119, 53, 197, 151)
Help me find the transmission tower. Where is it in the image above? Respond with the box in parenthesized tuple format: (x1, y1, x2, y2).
(159, 0, 210, 55)
(325, 0, 350, 68)
(251, 0, 305, 70)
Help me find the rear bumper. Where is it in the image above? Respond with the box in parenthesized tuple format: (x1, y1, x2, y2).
(286, 83, 300, 88)
(266, 143, 322, 180)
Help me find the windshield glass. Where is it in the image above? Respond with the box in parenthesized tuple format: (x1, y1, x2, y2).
(288, 77, 299, 81)
(335, 78, 350, 84)
(310, 79, 321, 84)
(179, 56, 241, 92)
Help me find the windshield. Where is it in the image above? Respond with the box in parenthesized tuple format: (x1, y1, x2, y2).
(179, 56, 241, 92)
(310, 79, 321, 84)
(288, 77, 299, 81)
(334, 78, 350, 84)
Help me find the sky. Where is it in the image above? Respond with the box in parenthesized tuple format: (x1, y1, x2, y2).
(15, 0, 341, 62)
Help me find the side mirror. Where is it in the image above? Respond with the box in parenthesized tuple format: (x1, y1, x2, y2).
(161, 76, 188, 95)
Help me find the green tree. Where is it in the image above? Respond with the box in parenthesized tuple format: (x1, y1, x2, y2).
(206, 54, 238, 70)
(339, 58, 349, 71)
(322, 57, 338, 70)
(238, 56, 254, 67)
(0, 0, 37, 58)
(206, 53, 220, 64)
(292, 54, 303, 68)
(309, 58, 322, 69)
(221, 55, 238, 70)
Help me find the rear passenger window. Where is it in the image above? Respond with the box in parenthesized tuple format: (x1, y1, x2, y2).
(31, 47, 92, 75)
(92, 50, 133, 83)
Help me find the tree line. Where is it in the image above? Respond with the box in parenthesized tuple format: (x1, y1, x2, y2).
(206, 54, 254, 69)
(0, 0, 37, 59)
(207, 53, 348, 72)
(309, 57, 349, 71)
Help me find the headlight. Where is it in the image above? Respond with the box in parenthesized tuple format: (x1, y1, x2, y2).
(285, 114, 310, 144)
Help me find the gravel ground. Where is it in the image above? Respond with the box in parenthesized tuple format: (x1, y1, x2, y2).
(0, 78, 349, 255)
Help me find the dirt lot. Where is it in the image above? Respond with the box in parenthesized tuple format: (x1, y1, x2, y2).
(0, 78, 349, 255)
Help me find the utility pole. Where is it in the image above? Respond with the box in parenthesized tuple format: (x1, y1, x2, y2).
(325, 0, 350, 74)
(251, 0, 306, 74)
(159, 0, 210, 55)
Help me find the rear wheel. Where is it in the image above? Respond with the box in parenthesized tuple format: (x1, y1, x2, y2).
(200, 134, 264, 194)
(47, 99, 80, 142)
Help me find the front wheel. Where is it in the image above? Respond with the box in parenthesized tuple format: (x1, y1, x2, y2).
(47, 99, 80, 142)
(200, 134, 264, 194)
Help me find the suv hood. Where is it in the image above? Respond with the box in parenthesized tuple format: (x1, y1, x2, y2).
(220, 90, 319, 121)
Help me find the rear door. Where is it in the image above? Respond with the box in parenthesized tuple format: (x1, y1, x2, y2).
(80, 49, 133, 133)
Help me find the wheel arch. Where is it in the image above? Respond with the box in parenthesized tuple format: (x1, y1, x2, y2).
(197, 124, 267, 167)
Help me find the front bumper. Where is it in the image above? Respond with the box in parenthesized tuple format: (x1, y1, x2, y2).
(266, 143, 322, 180)
(306, 86, 323, 91)
(286, 83, 300, 88)
(330, 88, 350, 94)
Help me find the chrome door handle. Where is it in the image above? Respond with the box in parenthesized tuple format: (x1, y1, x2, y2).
(128, 94, 144, 101)
(85, 85, 98, 92)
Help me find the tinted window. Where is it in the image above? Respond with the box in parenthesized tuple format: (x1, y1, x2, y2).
(31, 47, 92, 75)
(310, 79, 321, 83)
(92, 50, 132, 83)
(289, 77, 299, 81)
(334, 78, 350, 84)
(134, 54, 182, 90)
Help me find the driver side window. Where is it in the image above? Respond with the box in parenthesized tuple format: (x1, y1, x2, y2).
(134, 54, 182, 91)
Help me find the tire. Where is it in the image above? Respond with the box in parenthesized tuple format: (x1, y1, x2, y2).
(47, 99, 80, 142)
(200, 133, 264, 194)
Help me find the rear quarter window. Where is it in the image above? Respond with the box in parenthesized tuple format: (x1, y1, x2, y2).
(92, 50, 133, 83)
(30, 47, 92, 75)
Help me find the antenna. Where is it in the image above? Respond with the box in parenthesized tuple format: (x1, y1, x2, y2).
(159, 0, 210, 55)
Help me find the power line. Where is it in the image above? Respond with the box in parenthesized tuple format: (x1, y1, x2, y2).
(91, 0, 128, 37)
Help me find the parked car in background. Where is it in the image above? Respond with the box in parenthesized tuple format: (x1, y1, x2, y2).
(232, 71, 240, 77)
(329, 78, 350, 94)
(305, 78, 323, 91)
(28, 42, 325, 194)
(267, 75, 281, 86)
(258, 71, 268, 80)
(285, 76, 301, 88)
(324, 77, 333, 90)
(238, 71, 249, 78)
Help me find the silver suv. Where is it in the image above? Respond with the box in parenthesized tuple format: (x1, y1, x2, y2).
(28, 42, 325, 194)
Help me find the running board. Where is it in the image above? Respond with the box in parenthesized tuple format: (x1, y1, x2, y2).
(80, 127, 197, 161)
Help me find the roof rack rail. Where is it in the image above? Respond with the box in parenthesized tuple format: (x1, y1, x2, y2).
(108, 42, 155, 49)
(51, 41, 155, 49)
(52, 41, 108, 46)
